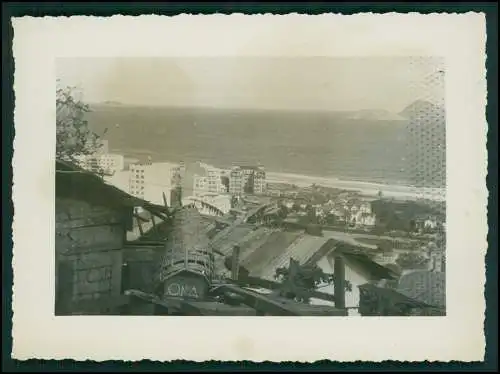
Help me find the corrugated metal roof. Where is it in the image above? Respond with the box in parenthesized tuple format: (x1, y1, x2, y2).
(214, 228, 280, 278)
(242, 231, 306, 278)
(257, 235, 331, 280)
(397, 270, 446, 308)
(238, 228, 276, 263)
(211, 226, 272, 277)
(212, 224, 255, 256)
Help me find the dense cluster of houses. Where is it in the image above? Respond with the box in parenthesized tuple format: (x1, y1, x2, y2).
(274, 185, 444, 234)
(282, 195, 377, 228)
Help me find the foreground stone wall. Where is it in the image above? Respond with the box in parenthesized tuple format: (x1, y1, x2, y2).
(55, 197, 127, 314)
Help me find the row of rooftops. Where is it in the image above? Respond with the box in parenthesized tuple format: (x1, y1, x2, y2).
(56, 158, 444, 311)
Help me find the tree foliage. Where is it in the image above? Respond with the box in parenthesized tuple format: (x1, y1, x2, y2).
(56, 85, 102, 162)
(274, 259, 352, 304)
(395, 252, 429, 270)
(277, 204, 289, 219)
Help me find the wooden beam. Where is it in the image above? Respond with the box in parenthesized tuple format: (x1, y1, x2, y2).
(180, 300, 256, 316)
(133, 213, 150, 223)
(233, 276, 337, 303)
(148, 209, 169, 222)
(275, 299, 348, 316)
(212, 248, 225, 257)
(136, 216, 144, 236)
(151, 215, 160, 240)
(334, 255, 346, 309)
(125, 240, 165, 247)
(213, 284, 300, 316)
(162, 192, 169, 208)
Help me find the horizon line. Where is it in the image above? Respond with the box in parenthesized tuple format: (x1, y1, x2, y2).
(87, 99, 442, 114)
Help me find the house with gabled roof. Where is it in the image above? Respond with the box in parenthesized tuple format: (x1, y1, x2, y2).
(312, 243, 399, 315)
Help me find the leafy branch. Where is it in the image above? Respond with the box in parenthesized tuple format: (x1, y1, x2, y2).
(56, 84, 104, 167)
(274, 259, 352, 304)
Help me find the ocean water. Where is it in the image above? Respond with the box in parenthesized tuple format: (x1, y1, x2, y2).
(87, 105, 446, 188)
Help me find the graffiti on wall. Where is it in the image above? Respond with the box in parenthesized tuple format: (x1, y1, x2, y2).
(165, 282, 199, 298)
(164, 275, 207, 299)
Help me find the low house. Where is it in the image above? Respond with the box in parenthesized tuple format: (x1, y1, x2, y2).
(373, 251, 399, 265)
(413, 214, 439, 232)
(424, 217, 438, 230)
(55, 160, 169, 315)
(362, 212, 377, 226)
(359, 202, 372, 214)
(230, 233, 397, 315)
(312, 243, 399, 316)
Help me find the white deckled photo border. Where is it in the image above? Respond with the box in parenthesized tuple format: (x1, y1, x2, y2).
(11, 13, 488, 362)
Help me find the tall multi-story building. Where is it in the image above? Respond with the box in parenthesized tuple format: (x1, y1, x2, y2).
(74, 139, 124, 176)
(87, 153, 125, 175)
(103, 170, 129, 192)
(207, 167, 229, 193)
(229, 167, 244, 195)
(193, 175, 209, 195)
(253, 167, 266, 194)
(229, 165, 266, 196)
(192, 164, 229, 196)
(129, 161, 180, 207)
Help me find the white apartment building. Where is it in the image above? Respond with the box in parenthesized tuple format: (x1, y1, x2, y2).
(74, 140, 124, 175)
(207, 167, 229, 193)
(95, 153, 125, 174)
(229, 165, 266, 195)
(129, 161, 180, 206)
(354, 212, 377, 227)
(76, 153, 124, 175)
(193, 176, 209, 195)
(103, 170, 129, 193)
(193, 164, 229, 196)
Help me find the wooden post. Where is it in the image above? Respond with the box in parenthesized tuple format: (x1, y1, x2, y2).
(231, 245, 241, 280)
(137, 217, 144, 236)
(162, 192, 168, 208)
(151, 215, 159, 239)
(334, 255, 346, 309)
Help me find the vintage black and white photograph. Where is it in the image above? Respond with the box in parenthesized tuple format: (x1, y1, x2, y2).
(55, 56, 447, 317)
(12, 13, 487, 362)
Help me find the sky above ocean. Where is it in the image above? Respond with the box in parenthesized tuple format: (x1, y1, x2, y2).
(57, 56, 445, 113)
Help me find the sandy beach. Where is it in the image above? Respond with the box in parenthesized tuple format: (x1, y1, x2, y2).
(119, 158, 445, 202)
(266, 171, 446, 201)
